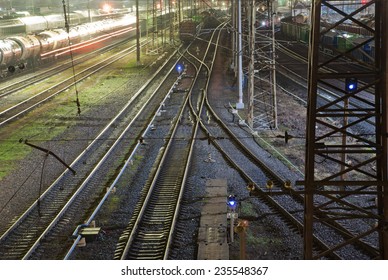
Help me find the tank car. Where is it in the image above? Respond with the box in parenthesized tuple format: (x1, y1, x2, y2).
(68, 25, 90, 44)
(0, 12, 155, 74)
(0, 39, 22, 69)
(39, 30, 69, 51)
(8, 35, 41, 62)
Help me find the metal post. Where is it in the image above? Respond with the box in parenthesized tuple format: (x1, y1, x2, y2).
(240, 228, 246, 259)
(136, 0, 141, 65)
(230, 211, 235, 243)
(340, 97, 349, 188)
(236, 0, 244, 109)
(380, 0, 388, 259)
(178, 0, 182, 23)
(231, 0, 235, 72)
(247, 0, 255, 127)
(271, 0, 278, 129)
(304, 0, 321, 260)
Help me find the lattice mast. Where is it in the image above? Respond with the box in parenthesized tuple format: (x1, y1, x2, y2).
(304, 0, 388, 259)
(146, 0, 160, 54)
(248, 0, 278, 130)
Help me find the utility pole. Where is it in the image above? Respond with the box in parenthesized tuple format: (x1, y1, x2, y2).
(236, 0, 244, 109)
(136, 0, 141, 65)
(247, 0, 256, 127)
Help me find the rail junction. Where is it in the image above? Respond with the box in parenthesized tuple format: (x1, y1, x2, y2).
(0, 0, 387, 260)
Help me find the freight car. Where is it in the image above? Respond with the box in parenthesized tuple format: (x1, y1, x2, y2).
(0, 10, 129, 37)
(280, 20, 375, 63)
(0, 15, 138, 74)
(179, 20, 198, 42)
(0, 11, 176, 75)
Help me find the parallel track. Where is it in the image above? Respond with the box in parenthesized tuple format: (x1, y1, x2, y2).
(0, 50, 183, 259)
(0, 39, 148, 126)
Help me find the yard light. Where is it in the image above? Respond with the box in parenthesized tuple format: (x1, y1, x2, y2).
(176, 63, 184, 75)
(345, 77, 358, 93)
(227, 195, 237, 210)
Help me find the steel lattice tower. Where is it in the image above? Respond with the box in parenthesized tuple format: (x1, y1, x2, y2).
(247, 0, 278, 130)
(304, 0, 388, 259)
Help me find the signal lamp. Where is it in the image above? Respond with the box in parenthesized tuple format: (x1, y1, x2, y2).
(345, 78, 358, 93)
(176, 63, 184, 74)
(227, 195, 237, 210)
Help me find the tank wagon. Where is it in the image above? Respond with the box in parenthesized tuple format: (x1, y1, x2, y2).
(0, 11, 129, 37)
(0, 11, 174, 75)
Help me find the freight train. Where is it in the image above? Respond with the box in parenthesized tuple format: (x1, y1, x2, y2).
(0, 13, 139, 75)
(280, 19, 375, 64)
(179, 20, 198, 42)
(0, 10, 176, 76)
(0, 10, 133, 36)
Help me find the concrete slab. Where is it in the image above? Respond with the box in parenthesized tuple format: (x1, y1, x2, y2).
(198, 226, 227, 243)
(197, 179, 229, 260)
(200, 213, 227, 228)
(197, 243, 229, 260)
(201, 202, 226, 214)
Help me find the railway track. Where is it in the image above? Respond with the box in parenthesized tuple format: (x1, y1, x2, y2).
(0, 49, 187, 259)
(0, 39, 149, 127)
(112, 21, 224, 260)
(0, 26, 379, 260)
(190, 27, 380, 259)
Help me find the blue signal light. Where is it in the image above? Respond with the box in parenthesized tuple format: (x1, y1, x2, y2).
(176, 63, 184, 74)
(345, 78, 357, 93)
(227, 195, 237, 209)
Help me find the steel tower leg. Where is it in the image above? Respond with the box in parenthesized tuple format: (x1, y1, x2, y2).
(381, 0, 388, 260)
(304, 0, 387, 259)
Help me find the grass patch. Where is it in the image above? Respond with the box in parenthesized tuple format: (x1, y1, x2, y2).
(247, 234, 273, 246)
(0, 69, 139, 180)
(239, 200, 258, 217)
(0, 46, 173, 181)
